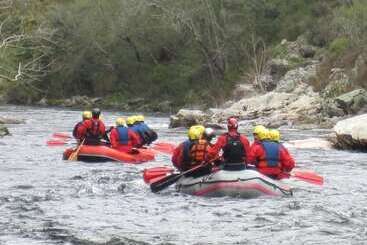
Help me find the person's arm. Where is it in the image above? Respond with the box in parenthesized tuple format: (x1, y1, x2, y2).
(78, 120, 90, 140)
(247, 143, 260, 166)
(208, 135, 226, 156)
(240, 136, 251, 164)
(171, 144, 184, 171)
(110, 129, 118, 148)
(99, 121, 110, 143)
(279, 146, 295, 172)
(129, 130, 141, 148)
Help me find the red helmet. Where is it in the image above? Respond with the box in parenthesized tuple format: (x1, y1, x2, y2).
(227, 117, 238, 129)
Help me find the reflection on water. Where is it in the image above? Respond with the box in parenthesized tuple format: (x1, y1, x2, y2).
(0, 106, 366, 244)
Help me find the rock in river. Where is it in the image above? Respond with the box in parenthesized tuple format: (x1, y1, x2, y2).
(0, 125, 9, 137)
(332, 114, 367, 151)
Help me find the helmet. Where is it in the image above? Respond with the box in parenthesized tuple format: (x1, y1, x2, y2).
(126, 116, 136, 126)
(92, 108, 101, 118)
(116, 117, 126, 126)
(227, 117, 238, 129)
(204, 127, 215, 141)
(135, 115, 145, 122)
(82, 111, 92, 120)
(269, 129, 280, 142)
(253, 125, 268, 140)
(188, 125, 205, 140)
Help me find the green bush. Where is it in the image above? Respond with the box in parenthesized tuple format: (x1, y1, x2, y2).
(329, 37, 350, 56)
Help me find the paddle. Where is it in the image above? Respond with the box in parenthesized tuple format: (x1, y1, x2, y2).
(150, 142, 176, 155)
(68, 139, 85, 161)
(143, 166, 174, 183)
(53, 132, 72, 139)
(290, 169, 324, 185)
(150, 157, 219, 193)
(47, 139, 73, 146)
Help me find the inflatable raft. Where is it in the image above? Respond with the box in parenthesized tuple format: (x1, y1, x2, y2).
(63, 145, 155, 163)
(175, 169, 292, 198)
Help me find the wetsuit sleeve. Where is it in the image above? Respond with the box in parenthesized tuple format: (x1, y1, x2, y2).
(279, 146, 295, 172)
(110, 129, 119, 148)
(99, 121, 106, 135)
(99, 121, 110, 143)
(172, 143, 184, 171)
(78, 120, 90, 139)
(129, 130, 141, 148)
(240, 135, 251, 164)
(248, 143, 261, 166)
(208, 134, 226, 156)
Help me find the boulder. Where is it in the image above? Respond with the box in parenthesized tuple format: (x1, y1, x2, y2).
(0, 116, 25, 124)
(36, 98, 48, 106)
(0, 125, 9, 136)
(269, 59, 290, 82)
(299, 46, 316, 58)
(275, 64, 317, 93)
(332, 114, 367, 151)
(231, 84, 257, 101)
(334, 89, 367, 114)
(169, 109, 209, 128)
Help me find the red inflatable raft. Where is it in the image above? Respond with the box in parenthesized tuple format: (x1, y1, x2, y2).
(63, 145, 155, 163)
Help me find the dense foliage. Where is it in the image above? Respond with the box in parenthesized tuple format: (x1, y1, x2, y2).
(0, 0, 365, 109)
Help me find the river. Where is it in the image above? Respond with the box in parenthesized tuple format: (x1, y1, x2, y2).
(0, 106, 366, 245)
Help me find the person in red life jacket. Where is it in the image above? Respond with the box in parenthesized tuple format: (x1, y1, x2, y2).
(110, 117, 141, 152)
(72, 111, 92, 141)
(172, 125, 218, 177)
(208, 117, 250, 170)
(79, 108, 108, 145)
(248, 126, 295, 179)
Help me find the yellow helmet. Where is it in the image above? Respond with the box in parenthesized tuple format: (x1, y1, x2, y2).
(82, 111, 92, 120)
(135, 115, 145, 122)
(188, 125, 205, 140)
(126, 116, 136, 126)
(268, 129, 280, 142)
(115, 117, 126, 126)
(253, 125, 268, 140)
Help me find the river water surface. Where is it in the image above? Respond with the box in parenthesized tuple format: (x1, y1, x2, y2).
(0, 106, 366, 245)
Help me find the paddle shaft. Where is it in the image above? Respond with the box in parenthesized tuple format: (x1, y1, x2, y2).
(150, 157, 220, 193)
(68, 139, 85, 161)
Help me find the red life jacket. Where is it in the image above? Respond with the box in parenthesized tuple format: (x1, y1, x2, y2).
(85, 119, 101, 145)
(190, 139, 209, 164)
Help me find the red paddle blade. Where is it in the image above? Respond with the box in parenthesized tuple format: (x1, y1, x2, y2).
(143, 167, 174, 184)
(47, 139, 67, 146)
(291, 170, 324, 185)
(53, 132, 72, 139)
(151, 143, 176, 155)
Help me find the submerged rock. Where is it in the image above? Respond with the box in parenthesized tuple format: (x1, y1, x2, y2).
(332, 114, 367, 151)
(0, 116, 25, 124)
(0, 125, 9, 136)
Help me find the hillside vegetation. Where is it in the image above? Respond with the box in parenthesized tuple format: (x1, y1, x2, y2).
(0, 0, 366, 110)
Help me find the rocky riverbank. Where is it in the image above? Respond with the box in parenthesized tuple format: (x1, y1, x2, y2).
(169, 38, 367, 151)
(170, 38, 367, 129)
(34, 96, 174, 113)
